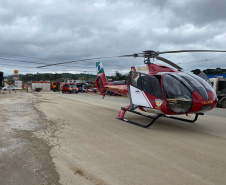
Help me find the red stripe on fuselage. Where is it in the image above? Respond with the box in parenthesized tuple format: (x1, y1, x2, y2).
(141, 91, 152, 108)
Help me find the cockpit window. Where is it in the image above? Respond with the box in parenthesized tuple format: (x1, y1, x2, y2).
(177, 73, 209, 100)
(139, 74, 163, 99)
(163, 74, 192, 113)
(130, 71, 163, 99)
(189, 73, 215, 93)
(170, 73, 194, 92)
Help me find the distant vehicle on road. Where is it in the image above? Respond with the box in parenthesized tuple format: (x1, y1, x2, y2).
(92, 88, 97, 93)
(85, 88, 93, 93)
(106, 90, 121, 96)
(209, 77, 226, 108)
(68, 84, 78, 93)
(3, 85, 16, 91)
(62, 83, 78, 94)
(31, 81, 51, 92)
(51, 82, 60, 92)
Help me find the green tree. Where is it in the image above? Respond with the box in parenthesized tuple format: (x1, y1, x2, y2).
(191, 69, 201, 75)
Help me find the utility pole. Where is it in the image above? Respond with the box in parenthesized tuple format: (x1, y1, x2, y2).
(83, 71, 87, 82)
(115, 71, 119, 81)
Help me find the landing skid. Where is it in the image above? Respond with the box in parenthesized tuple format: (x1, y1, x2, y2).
(117, 106, 204, 128)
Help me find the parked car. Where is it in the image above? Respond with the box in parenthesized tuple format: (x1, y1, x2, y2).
(92, 88, 97, 93)
(2, 85, 16, 91)
(106, 90, 121, 96)
(85, 88, 93, 93)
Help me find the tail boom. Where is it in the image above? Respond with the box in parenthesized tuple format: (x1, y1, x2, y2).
(95, 62, 129, 97)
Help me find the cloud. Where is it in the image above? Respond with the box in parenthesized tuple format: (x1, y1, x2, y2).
(0, 0, 226, 76)
(170, 0, 226, 26)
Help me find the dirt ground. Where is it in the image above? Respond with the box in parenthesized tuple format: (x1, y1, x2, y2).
(0, 92, 60, 185)
(1, 91, 226, 185)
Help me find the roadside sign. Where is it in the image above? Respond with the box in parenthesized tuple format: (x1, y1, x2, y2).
(13, 74, 19, 80)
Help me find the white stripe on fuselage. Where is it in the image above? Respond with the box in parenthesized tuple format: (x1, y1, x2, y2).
(130, 86, 153, 108)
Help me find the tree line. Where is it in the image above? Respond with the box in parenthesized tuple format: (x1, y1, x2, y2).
(5, 73, 97, 83)
(191, 68, 226, 75)
(5, 67, 225, 83)
(4, 72, 129, 83)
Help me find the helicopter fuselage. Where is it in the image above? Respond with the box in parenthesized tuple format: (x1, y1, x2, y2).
(96, 63, 217, 116)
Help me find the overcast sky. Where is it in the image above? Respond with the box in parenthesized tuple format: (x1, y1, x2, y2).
(1, 0, 226, 76)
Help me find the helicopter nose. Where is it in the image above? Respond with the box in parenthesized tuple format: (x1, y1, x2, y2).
(191, 90, 217, 113)
(205, 91, 217, 109)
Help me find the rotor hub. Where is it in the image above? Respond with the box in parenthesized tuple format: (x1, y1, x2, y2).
(143, 50, 159, 58)
(142, 50, 159, 64)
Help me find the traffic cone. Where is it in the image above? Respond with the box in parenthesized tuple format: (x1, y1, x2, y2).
(3, 91, 5, 94)
(15, 90, 16, 93)
(9, 91, 11, 93)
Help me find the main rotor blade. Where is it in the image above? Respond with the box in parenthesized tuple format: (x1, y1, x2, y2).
(36, 53, 144, 68)
(36, 49, 226, 68)
(157, 50, 226, 54)
(119, 53, 144, 57)
(36, 56, 120, 68)
(156, 56, 182, 70)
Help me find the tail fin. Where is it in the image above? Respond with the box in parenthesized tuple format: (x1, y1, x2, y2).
(95, 62, 108, 96)
(96, 62, 105, 74)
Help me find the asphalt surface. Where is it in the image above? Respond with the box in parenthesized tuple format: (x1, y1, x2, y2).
(1, 91, 226, 185)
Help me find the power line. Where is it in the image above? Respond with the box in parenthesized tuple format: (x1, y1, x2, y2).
(0, 57, 129, 70)
(182, 57, 226, 65)
(0, 50, 62, 62)
(0, 57, 46, 64)
(180, 53, 226, 65)
(0, 63, 36, 68)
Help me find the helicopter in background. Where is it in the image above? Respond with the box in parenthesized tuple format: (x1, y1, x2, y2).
(37, 49, 226, 128)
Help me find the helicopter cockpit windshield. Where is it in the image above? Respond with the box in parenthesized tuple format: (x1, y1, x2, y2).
(163, 74, 193, 113)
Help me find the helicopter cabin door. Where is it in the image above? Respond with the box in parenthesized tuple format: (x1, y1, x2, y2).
(129, 71, 163, 108)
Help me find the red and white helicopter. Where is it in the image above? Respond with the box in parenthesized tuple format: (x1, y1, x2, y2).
(37, 50, 226, 128)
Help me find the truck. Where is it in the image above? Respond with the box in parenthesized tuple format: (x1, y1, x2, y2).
(62, 83, 70, 93)
(31, 81, 51, 92)
(51, 82, 60, 92)
(209, 77, 226, 108)
(61, 83, 78, 93)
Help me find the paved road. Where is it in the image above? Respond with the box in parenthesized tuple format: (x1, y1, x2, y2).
(34, 92, 226, 185)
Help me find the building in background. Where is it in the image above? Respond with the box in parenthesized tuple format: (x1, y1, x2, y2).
(208, 74, 226, 78)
